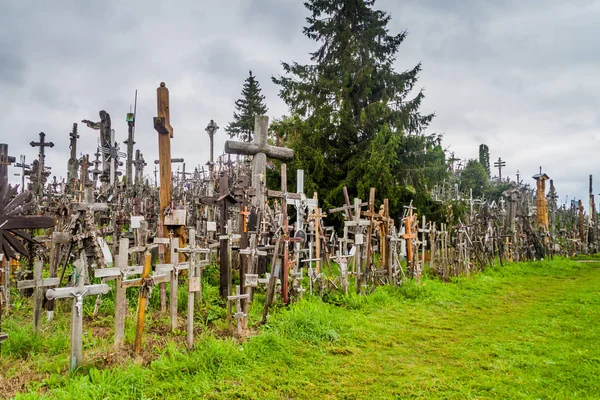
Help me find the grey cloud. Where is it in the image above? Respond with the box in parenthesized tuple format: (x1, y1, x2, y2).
(2, 0, 600, 208)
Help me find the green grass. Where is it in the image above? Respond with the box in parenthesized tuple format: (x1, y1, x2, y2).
(3, 258, 600, 399)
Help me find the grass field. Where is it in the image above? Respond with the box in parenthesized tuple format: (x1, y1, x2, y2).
(2, 257, 599, 399)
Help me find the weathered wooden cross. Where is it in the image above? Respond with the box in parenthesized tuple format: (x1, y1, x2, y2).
(29, 132, 54, 198)
(17, 259, 60, 331)
(46, 255, 110, 371)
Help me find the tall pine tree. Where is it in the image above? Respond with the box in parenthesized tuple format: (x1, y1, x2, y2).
(226, 70, 268, 142)
(273, 0, 442, 219)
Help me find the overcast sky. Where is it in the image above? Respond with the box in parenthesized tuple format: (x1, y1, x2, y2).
(2, 0, 599, 208)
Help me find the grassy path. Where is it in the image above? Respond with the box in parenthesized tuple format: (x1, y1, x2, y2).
(12, 259, 600, 399)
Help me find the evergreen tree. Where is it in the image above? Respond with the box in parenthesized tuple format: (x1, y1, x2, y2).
(478, 144, 490, 177)
(460, 159, 489, 198)
(226, 71, 268, 142)
(273, 0, 440, 219)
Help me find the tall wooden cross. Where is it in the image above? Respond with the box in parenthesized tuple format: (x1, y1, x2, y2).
(224, 115, 294, 208)
(125, 91, 137, 188)
(153, 82, 186, 257)
(30, 132, 54, 198)
(154, 82, 174, 239)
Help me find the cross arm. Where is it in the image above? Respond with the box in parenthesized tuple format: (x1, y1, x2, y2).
(46, 284, 110, 300)
(154, 117, 173, 137)
(224, 141, 294, 161)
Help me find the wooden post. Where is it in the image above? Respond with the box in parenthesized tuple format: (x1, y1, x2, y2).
(134, 252, 152, 354)
(153, 82, 174, 248)
(169, 237, 180, 332)
(114, 238, 129, 348)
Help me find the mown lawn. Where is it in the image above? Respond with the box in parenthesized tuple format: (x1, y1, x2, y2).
(3, 257, 600, 399)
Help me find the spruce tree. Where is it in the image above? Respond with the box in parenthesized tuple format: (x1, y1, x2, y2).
(226, 71, 268, 142)
(273, 0, 441, 218)
(479, 144, 491, 177)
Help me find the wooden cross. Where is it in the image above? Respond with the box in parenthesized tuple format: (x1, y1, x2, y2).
(418, 215, 430, 274)
(29, 132, 54, 197)
(227, 285, 249, 338)
(307, 193, 326, 274)
(344, 198, 370, 293)
(0, 143, 16, 190)
(153, 82, 174, 240)
(240, 206, 250, 233)
(224, 115, 294, 208)
(17, 259, 60, 331)
(122, 246, 169, 354)
(46, 255, 110, 371)
(173, 230, 210, 349)
(401, 204, 418, 274)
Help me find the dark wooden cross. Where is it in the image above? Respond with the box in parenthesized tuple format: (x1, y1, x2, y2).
(0, 143, 16, 191)
(30, 132, 54, 197)
(67, 123, 79, 190)
(494, 157, 506, 181)
(17, 259, 60, 331)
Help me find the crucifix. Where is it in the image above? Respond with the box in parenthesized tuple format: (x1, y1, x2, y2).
(46, 255, 111, 371)
(29, 132, 54, 198)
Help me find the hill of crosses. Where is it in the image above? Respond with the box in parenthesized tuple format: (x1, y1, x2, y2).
(0, 1, 598, 397)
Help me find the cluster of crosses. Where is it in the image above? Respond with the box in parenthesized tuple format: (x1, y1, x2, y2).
(1, 82, 598, 369)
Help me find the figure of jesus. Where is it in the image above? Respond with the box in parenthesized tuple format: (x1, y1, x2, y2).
(82, 110, 112, 181)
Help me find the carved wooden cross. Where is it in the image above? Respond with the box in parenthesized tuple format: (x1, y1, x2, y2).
(30, 132, 54, 197)
(224, 115, 294, 208)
